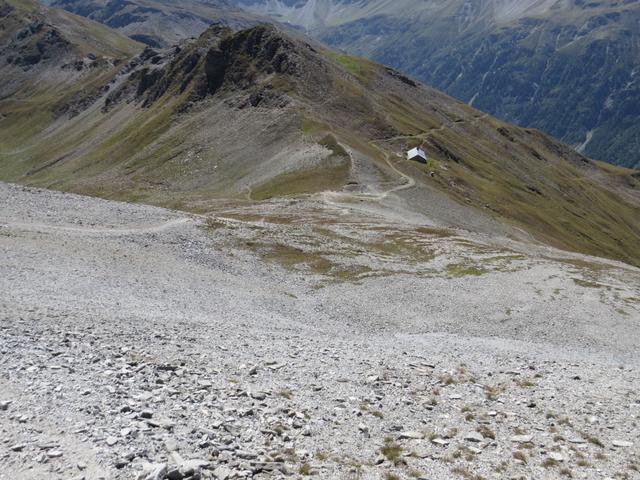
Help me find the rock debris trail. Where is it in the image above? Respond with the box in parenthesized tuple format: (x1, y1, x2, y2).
(1, 182, 639, 480)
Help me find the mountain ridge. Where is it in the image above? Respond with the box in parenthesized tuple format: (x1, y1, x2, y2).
(1, 0, 639, 267)
(233, 0, 640, 169)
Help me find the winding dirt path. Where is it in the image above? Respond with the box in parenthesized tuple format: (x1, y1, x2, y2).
(322, 114, 489, 205)
(0, 217, 193, 235)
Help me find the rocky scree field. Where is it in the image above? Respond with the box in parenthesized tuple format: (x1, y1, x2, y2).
(0, 4, 640, 480)
(0, 182, 640, 480)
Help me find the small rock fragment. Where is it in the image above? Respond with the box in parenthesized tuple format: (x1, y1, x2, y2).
(431, 438, 449, 446)
(250, 391, 267, 401)
(549, 452, 565, 462)
(213, 465, 231, 480)
(510, 435, 533, 443)
(612, 440, 633, 448)
(166, 468, 184, 480)
(144, 463, 167, 480)
(464, 432, 484, 443)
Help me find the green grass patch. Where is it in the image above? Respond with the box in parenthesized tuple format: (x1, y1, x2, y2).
(251, 134, 350, 200)
(572, 278, 605, 288)
(381, 439, 403, 465)
(251, 163, 349, 201)
(300, 115, 329, 135)
(256, 243, 379, 282)
(326, 51, 365, 75)
(446, 263, 487, 277)
(325, 50, 377, 82)
(318, 134, 348, 158)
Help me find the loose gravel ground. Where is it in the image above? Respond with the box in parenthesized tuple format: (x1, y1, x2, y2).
(1, 182, 639, 480)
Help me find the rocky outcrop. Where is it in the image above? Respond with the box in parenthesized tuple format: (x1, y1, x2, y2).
(105, 24, 320, 111)
(1, 18, 71, 69)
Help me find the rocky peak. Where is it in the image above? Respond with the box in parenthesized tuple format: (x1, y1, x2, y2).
(0, 5, 71, 70)
(0, 0, 14, 18)
(109, 23, 321, 110)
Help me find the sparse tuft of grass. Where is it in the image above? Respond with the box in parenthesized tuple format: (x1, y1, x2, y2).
(477, 425, 496, 440)
(381, 439, 404, 465)
(278, 389, 294, 400)
(273, 424, 288, 436)
(573, 278, 604, 288)
(484, 384, 505, 401)
(315, 451, 329, 461)
(558, 416, 572, 426)
(494, 461, 508, 473)
(298, 463, 312, 476)
(514, 377, 536, 388)
(204, 217, 225, 230)
(440, 373, 457, 385)
(451, 467, 486, 480)
(444, 427, 459, 439)
(560, 468, 573, 478)
(513, 451, 528, 463)
(581, 432, 604, 448)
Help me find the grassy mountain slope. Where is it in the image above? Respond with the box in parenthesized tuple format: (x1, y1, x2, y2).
(1, 0, 639, 266)
(0, 0, 142, 173)
(234, 0, 640, 170)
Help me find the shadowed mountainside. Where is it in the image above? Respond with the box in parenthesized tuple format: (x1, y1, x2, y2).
(44, 0, 262, 47)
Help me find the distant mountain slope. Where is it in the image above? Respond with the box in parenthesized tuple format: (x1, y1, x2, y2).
(44, 0, 262, 47)
(1, 0, 639, 266)
(234, 0, 640, 170)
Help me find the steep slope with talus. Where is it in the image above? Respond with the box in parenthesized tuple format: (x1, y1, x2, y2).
(0, 0, 639, 266)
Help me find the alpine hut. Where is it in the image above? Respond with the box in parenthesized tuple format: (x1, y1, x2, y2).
(406, 147, 427, 163)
